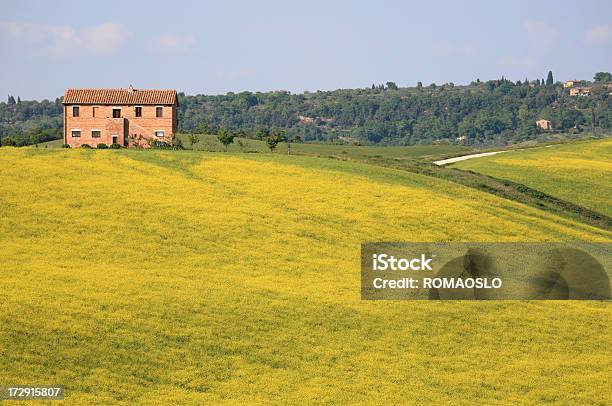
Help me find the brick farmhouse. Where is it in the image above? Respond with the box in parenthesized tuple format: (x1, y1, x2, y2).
(63, 87, 178, 148)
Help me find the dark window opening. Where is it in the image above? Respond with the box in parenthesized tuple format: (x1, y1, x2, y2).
(156, 106, 163, 118)
(92, 130, 101, 138)
(92, 107, 98, 117)
(135, 106, 142, 117)
(72, 106, 79, 117)
(112, 108, 121, 118)
(71, 130, 81, 137)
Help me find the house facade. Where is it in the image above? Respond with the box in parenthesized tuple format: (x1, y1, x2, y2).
(536, 119, 552, 131)
(569, 87, 592, 97)
(63, 87, 178, 148)
(563, 80, 581, 88)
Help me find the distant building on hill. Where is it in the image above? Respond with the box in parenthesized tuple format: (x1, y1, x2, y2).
(63, 86, 178, 148)
(297, 114, 334, 125)
(297, 115, 315, 124)
(563, 80, 581, 88)
(536, 119, 552, 131)
(569, 87, 592, 97)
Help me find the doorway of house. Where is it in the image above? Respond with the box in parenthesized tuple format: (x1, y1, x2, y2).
(112, 135, 118, 145)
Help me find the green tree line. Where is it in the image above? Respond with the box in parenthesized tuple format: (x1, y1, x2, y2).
(1, 72, 611, 147)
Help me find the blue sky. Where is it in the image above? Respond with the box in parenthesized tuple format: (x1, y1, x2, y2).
(1, 0, 611, 100)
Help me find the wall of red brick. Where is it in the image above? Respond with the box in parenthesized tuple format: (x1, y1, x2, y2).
(64, 104, 176, 148)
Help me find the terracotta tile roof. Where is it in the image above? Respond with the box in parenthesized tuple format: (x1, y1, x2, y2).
(63, 88, 177, 105)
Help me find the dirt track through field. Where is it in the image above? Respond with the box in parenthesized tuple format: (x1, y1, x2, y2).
(433, 144, 559, 165)
(433, 150, 510, 165)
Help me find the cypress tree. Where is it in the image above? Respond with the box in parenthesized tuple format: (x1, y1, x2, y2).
(546, 71, 554, 86)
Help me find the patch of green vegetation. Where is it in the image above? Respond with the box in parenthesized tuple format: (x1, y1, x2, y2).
(34, 138, 64, 148)
(177, 133, 472, 160)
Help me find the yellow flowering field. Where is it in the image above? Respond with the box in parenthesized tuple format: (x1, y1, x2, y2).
(453, 138, 612, 217)
(0, 147, 610, 404)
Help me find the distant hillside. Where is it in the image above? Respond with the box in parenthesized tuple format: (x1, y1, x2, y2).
(2, 73, 611, 146)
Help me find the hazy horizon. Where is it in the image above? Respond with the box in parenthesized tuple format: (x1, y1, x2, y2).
(1, 0, 611, 100)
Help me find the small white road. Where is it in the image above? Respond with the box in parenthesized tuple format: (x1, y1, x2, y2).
(433, 150, 511, 166)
